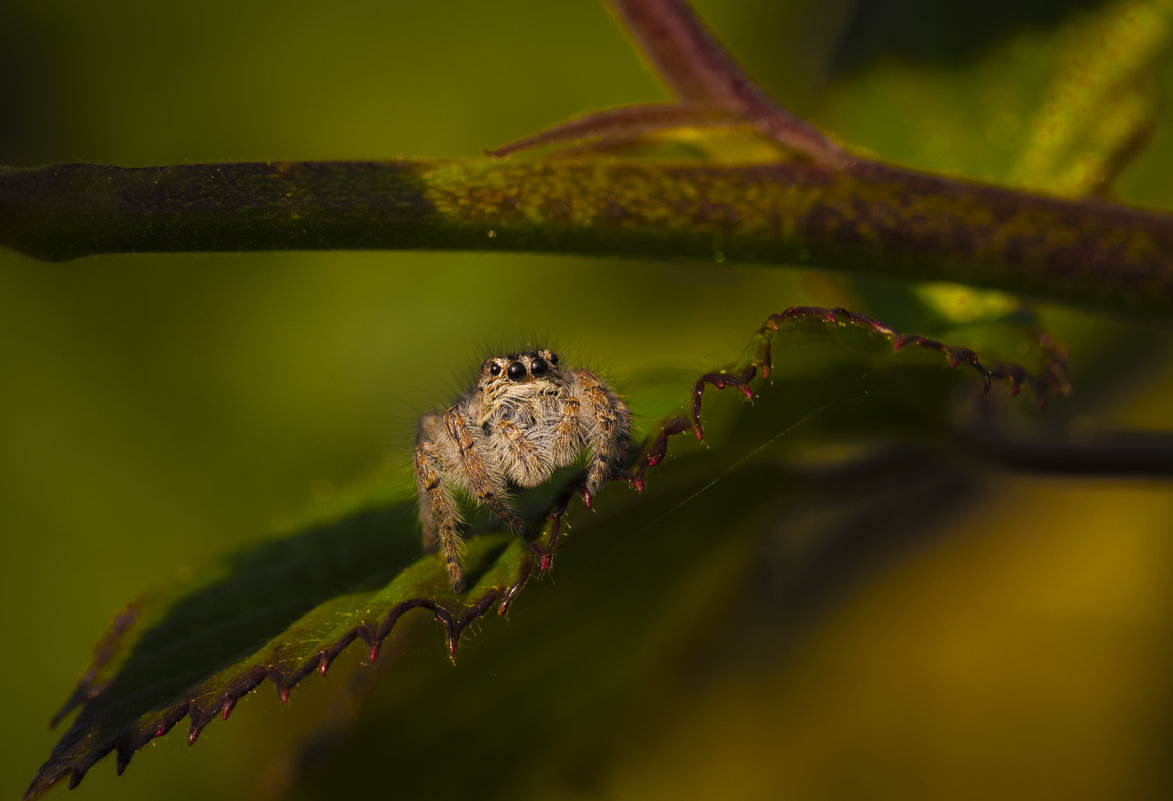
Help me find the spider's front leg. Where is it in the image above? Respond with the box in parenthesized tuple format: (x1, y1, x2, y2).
(443, 407, 527, 533)
(568, 369, 632, 506)
(414, 412, 467, 592)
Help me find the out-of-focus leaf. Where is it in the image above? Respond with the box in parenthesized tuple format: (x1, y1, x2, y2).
(827, 0, 1171, 183)
(1006, 0, 1171, 196)
(830, 0, 1173, 329)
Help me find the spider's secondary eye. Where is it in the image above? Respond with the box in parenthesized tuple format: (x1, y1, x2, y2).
(549, 353, 559, 365)
(507, 361, 527, 381)
(531, 357, 548, 376)
(488, 363, 502, 376)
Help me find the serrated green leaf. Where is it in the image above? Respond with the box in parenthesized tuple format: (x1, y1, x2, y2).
(25, 504, 535, 798)
(25, 306, 1062, 799)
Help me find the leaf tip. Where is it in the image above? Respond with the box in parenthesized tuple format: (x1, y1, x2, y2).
(115, 743, 132, 776)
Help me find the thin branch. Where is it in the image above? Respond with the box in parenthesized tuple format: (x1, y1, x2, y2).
(2, 159, 1170, 316)
(604, 0, 853, 167)
(487, 103, 748, 158)
(976, 431, 1173, 477)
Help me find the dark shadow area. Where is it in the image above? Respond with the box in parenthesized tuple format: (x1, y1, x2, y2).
(0, 10, 68, 164)
(831, 0, 1109, 72)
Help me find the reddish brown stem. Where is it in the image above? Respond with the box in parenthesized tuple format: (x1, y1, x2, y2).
(605, 0, 851, 167)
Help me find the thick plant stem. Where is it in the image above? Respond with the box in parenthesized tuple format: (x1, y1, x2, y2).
(1, 158, 1170, 316)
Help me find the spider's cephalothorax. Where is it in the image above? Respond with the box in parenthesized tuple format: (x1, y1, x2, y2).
(413, 348, 631, 591)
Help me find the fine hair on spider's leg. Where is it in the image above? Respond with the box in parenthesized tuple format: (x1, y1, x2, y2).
(414, 404, 525, 592)
(442, 406, 527, 531)
(414, 413, 467, 591)
(569, 368, 633, 504)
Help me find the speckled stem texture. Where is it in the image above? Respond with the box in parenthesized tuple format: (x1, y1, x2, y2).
(1, 157, 1170, 315)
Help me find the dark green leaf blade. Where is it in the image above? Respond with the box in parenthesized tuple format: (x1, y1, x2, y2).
(24, 503, 534, 800)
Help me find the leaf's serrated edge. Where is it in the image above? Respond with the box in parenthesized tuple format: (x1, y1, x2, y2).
(25, 553, 535, 800)
(629, 306, 1069, 486)
(27, 305, 1064, 800)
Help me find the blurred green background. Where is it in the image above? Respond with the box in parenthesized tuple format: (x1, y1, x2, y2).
(2, 1, 1171, 800)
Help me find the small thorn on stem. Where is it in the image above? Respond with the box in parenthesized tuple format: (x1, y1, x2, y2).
(221, 698, 235, 721)
(582, 489, 593, 508)
(187, 725, 202, 746)
(319, 654, 330, 675)
(278, 686, 290, 705)
(500, 564, 528, 616)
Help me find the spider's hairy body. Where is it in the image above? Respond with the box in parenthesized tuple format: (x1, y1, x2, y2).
(414, 348, 631, 592)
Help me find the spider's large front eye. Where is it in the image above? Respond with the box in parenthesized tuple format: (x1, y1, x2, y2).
(488, 363, 502, 376)
(507, 361, 527, 381)
(530, 356, 548, 376)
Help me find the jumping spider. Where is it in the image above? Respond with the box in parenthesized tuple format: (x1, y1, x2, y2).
(413, 348, 632, 592)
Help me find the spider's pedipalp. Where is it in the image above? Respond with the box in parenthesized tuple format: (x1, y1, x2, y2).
(495, 419, 553, 487)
